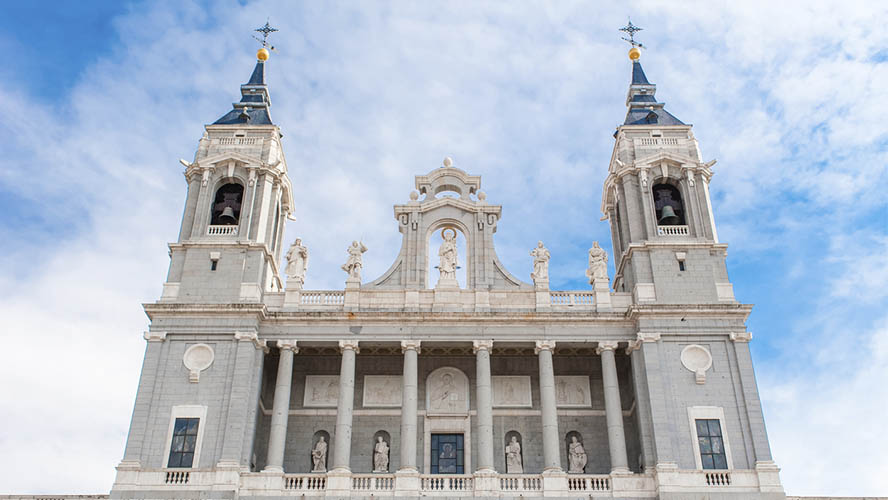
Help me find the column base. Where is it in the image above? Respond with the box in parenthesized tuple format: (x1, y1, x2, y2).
(541, 469, 568, 497)
(325, 468, 353, 497)
(394, 468, 421, 496)
(261, 465, 284, 474)
(115, 459, 141, 470)
(755, 460, 784, 493)
(473, 469, 499, 496)
(610, 466, 632, 475)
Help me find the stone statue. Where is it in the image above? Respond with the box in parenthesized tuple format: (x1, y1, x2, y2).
(530, 241, 550, 281)
(505, 435, 523, 473)
(285, 238, 309, 285)
(568, 435, 587, 473)
(437, 228, 458, 282)
(311, 436, 327, 472)
(585, 241, 609, 283)
(373, 436, 390, 472)
(341, 241, 368, 280)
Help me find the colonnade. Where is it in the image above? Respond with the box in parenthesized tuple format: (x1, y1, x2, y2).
(262, 340, 630, 475)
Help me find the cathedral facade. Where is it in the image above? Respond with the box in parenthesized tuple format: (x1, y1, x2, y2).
(110, 41, 785, 500)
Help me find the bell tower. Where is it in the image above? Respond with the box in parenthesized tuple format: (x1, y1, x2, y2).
(601, 38, 733, 305)
(161, 41, 293, 303)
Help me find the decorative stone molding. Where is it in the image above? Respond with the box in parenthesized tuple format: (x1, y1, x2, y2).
(234, 331, 268, 351)
(637, 331, 661, 343)
(680, 344, 713, 384)
(595, 341, 619, 354)
(534, 340, 556, 354)
(339, 339, 361, 353)
(183, 343, 215, 383)
(730, 331, 753, 342)
(143, 331, 167, 342)
(400, 340, 421, 353)
(472, 340, 494, 353)
(277, 339, 299, 353)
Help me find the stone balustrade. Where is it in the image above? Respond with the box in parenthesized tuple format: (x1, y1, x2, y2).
(656, 225, 689, 236)
(567, 474, 611, 491)
(420, 474, 474, 494)
(206, 225, 238, 236)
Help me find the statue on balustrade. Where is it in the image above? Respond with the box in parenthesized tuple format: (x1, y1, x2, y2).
(530, 241, 550, 282)
(437, 228, 459, 282)
(505, 436, 523, 473)
(285, 238, 309, 286)
(585, 241, 609, 284)
(568, 435, 587, 473)
(373, 436, 390, 472)
(311, 436, 328, 472)
(341, 240, 368, 280)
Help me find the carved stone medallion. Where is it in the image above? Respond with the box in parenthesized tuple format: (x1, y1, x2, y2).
(183, 343, 214, 383)
(304, 375, 340, 407)
(363, 375, 403, 407)
(680, 344, 713, 384)
(492, 376, 532, 407)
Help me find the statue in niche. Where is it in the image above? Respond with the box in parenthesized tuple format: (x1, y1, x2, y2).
(437, 228, 459, 282)
(586, 241, 609, 283)
(530, 241, 550, 281)
(311, 436, 328, 472)
(285, 238, 309, 285)
(341, 240, 368, 280)
(568, 435, 587, 473)
(505, 436, 523, 473)
(373, 436, 390, 472)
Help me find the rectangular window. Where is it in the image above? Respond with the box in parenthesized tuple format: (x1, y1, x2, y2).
(678, 261, 685, 271)
(695, 419, 727, 470)
(430, 433, 464, 474)
(167, 417, 200, 468)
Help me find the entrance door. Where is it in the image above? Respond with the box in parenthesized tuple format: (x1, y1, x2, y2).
(430, 433, 464, 474)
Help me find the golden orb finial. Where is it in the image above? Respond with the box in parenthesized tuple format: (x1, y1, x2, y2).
(628, 46, 641, 61)
(257, 47, 270, 61)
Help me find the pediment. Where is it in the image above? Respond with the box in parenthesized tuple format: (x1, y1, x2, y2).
(634, 150, 698, 168)
(196, 151, 262, 168)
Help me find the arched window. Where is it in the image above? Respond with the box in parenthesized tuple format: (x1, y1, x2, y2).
(652, 183, 685, 226)
(211, 183, 244, 226)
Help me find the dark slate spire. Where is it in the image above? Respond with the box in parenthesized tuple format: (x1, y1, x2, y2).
(213, 59, 274, 125)
(623, 59, 684, 126)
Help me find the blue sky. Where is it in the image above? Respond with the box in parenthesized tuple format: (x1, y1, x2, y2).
(0, 0, 886, 495)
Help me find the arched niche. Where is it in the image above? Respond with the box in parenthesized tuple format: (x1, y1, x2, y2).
(652, 183, 685, 226)
(427, 223, 468, 288)
(565, 431, 587, 473)
(372, 430, 392, 472)
(503, 430, 524, 474)
(425, 367, 470, 414)
(210, 182, 245, 226)
(310, 430, 330, 472)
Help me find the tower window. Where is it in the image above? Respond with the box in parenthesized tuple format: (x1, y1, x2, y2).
(211, 183, 244, 226)
(653, 184, 685, 226)
(168, 417, 200, 468)
(695, 419, 728, 470)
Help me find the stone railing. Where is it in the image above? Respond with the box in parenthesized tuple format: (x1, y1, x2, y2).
(657, 225, 689, 236)
(634, 137, 682, 147)
(218, 137, 260, 145)
(207, 225, 238, 236)
(566, 474, 611, 491)
(420, 474, 473, 494)
(549, 291, 595, 307)
(300, 291, 345, 306)
(499, 474, 542, 492)
(282, 473, 327, 491)
(704, 471, 731, 486)
(352, 474, 395, 491)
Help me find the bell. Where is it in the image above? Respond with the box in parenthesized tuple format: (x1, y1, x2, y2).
(658, 205, 680, 225)
(219, 206, 237, 225)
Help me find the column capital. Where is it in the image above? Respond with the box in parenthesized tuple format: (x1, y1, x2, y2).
(143, 331, 167, 342)
(277, 339, 299, 352)
(636, 331, 661, 343)
(472, 340, 494, 353)
(339, 339, 361, 353)
(401, 340, 421, 353)
(535, 340, 556, 354)
(730, 331, 753, 342)
(596, 341, 620, 354)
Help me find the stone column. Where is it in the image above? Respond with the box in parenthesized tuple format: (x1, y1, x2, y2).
(332, 340, 359, 472)
(535, 340, 561, 471)
(264, 340, 298, 473)
(399, 340, 421, 471)
(598, 341, 630, 474)
(473, 340, 495, 472)
(118, 332, 166, 471)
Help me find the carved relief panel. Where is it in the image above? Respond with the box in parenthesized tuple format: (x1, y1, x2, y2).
(492, 376, 532, 408)
(363, 375, 403, 407)
(426, 367, 470, 413)
(554, 376, 591, 407)
(303, 375, 340, 407)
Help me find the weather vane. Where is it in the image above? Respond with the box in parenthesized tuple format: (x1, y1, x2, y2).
(253, 19, 278, 50)
(619, 18, 644, 49)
